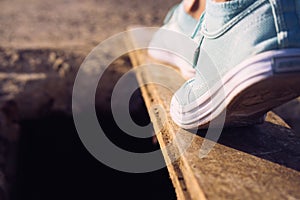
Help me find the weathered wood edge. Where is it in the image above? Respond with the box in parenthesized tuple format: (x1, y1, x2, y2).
(128, 46, 193, 200)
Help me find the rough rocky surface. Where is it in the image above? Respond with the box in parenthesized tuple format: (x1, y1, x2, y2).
(274, 98, 300, 134)
(0, 48, 83, 117)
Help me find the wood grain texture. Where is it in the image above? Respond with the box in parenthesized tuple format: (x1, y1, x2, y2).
(127, 28, 300, 200)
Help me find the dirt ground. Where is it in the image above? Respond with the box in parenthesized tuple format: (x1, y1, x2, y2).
(1, 0, 179, 49)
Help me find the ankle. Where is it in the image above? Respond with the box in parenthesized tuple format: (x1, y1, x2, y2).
(183, 0, 205, 20)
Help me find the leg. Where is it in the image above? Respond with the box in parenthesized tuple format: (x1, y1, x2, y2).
(183, 0, 205, 19)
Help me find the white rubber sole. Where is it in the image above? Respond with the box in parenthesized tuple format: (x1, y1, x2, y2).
(170, 48, 300, 129)
(148, 49, 195, 79)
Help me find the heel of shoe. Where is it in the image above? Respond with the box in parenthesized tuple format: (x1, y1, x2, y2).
(272, 49, 300, 74)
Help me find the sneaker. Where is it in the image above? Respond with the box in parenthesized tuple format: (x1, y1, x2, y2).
(170, 0, 300, 129)
(148, 3, 199, 79)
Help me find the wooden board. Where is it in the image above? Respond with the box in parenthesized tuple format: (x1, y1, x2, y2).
(126, 27, 300, 200)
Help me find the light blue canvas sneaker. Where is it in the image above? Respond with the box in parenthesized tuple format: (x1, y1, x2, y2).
(170, 0, 300, 129)
(148, 3, 198, 79)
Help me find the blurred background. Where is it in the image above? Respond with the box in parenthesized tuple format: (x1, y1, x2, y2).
(0, 0, 299, 199)
(0, 0, 182, 199)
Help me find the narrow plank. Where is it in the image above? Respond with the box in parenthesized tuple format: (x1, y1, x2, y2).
(127, 27, 300, 200)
